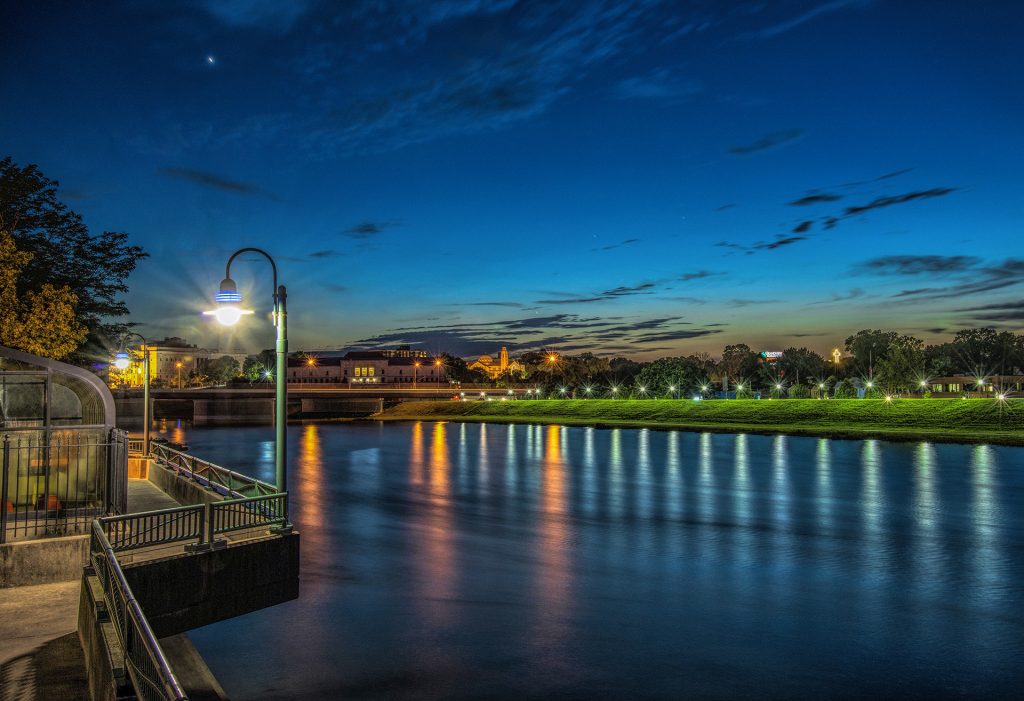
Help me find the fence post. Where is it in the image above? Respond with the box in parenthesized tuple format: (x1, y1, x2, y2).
(1, 435, 9, 545)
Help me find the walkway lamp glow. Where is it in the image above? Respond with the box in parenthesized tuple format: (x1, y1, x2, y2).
(205, 248, 289, 507)
(113, 333, 151, 455)
(559, 387, 567, 395)
(701, 384, 709, 393)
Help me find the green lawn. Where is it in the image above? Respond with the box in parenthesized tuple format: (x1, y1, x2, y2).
(379, 398, 1024, 445)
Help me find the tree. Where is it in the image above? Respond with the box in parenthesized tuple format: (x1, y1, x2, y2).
(720, 344, 759, 389)
(833, 378, 857, 398)
(637, 356, 702, 395)
(206, 356, 241, 384)
(949, 328, 1023, 376)
(0, 157, 148, 349)
(243, 349, 277, 381)
(778, 347, 825, 385)
(788, 383, 810, 399)
(1, 229, 87, 358)
(874, 335, 925, 394)
(844, 330, 898, 378)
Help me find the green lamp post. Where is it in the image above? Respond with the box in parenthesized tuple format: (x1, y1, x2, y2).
(204, 248, 288, 499)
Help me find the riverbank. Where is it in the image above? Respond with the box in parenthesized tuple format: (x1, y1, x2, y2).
(379, 398, 1024, 445)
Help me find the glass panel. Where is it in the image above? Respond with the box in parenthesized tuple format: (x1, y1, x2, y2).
(0, 375, 47, 427)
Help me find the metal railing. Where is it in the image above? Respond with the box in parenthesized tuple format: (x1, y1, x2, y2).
(97, 493, 288, 553)
(2, 428, 128, 543)
(91, 521, 188, 701)
(127, 437, 146, 454)
(149, 442, 277, 499)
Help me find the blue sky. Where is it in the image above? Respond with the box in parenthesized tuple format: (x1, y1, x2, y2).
(2, 0, 1022, 357)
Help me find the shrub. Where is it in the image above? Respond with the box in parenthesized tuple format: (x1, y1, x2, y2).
(834, 379, 857, 399)
(788, 383, 810, 399)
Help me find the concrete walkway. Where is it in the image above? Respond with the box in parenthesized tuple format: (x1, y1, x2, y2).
(128, 477, 183, 512)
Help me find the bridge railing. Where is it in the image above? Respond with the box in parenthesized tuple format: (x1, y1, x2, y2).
(97, 492, 288, 553)
(150, 442, 278, 499)
(90, 520, 189, 701)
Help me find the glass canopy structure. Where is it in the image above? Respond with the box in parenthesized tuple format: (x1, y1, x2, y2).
(1, 346, 126, 542)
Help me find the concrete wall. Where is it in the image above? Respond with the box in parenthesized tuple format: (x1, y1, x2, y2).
(1, 534, 90, 588)
(123, 532, 300, 638)
(146, 460, 227, 506)
(78, 571, 133, 701)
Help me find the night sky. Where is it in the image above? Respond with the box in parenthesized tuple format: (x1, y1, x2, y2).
(2, 1, 1021, 358)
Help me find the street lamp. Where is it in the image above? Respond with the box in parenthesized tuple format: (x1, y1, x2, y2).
(413, 361, 421, 388)
(175, 361, 183, 389)
(114, 333, 151, 455)
(205, 247, 288, 500)
(434, 357, 443, 385)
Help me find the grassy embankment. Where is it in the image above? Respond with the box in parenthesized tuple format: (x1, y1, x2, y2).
(379, 398, 1024, 445)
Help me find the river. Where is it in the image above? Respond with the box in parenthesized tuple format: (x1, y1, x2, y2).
(152, 420, 1024, 700)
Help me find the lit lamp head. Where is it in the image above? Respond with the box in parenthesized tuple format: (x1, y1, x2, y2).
(113, 351, 131, 370)
(204, 277, 253, 326)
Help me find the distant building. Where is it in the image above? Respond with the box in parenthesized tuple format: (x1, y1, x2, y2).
(468, 346, 523, 380)
(287, 346, 446, 385)
(109, 337, 247, 388)
(926, 375, 1023, 398)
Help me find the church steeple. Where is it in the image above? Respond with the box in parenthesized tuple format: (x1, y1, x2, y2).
(499, 346, 509, 371)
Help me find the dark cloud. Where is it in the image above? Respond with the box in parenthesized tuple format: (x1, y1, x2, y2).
(808, 288, 865, 305)
(453, 301, 526, 308)
(715, 204, 736, 211)
(854, 255, 980, 276)
(956, 301, 1024, 323)
(890, 259, 1024, 301)
(820, 187, 957, 230)
(792, 220, 813, 233)
(680, 270, 724, 282)
(840, 167, 915, 188)
(324, 283, 347, 293)
(600, 282, 656, 297)
(789, 193, 842, 206)
(342, 221, 396, 239)
(843, 188, 957, 218)
(633, 329, 723, 343)
(158, 167, 279, 199)
(717, 234, 807, 255)
(593, 238, 641, 252)
(728, 128, 803, 155)
(309, 250, 339, 259)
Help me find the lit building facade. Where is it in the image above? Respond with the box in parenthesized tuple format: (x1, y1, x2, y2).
(108, 337, 247, 388)
(468, 346, 523, 380)
(287, 347, 446, 385)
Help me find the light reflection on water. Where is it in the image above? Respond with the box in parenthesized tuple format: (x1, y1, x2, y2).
(155, 421, 1024, 700)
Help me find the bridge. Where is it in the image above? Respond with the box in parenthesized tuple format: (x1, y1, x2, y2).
(114, 386, 535, 423)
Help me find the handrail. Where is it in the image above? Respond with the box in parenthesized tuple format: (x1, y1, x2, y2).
(149, 443, 278, 498)
(91, 521, 188, 701)
(98, 493, 288, 553)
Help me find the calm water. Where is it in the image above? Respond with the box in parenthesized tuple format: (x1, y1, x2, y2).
(154, 420, 1024, 700)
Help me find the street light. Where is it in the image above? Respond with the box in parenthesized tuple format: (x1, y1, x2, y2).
(114, 333, 151, 455)
(175, 361, 183, 389)
(205, 247, 289, 502)
(434, 357, 443, 385)
(413, 361, 421, 388)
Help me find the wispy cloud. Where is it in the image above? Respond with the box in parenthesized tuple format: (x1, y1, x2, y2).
(158, 167, 280, 199)
(853, 255, 979, 276)
(789, 193, 842, 206)
(342, 221, 397, 239)
(729, 128, 803, 155)
(824, 188, 956, 228)
(592, 237, 641, 252)
(613, 67, 701, 101)
(751, 0, 873, 39)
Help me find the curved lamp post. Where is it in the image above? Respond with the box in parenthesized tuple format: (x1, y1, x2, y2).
(114, 332, 151, 455)
(204, 248, 288, 499)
